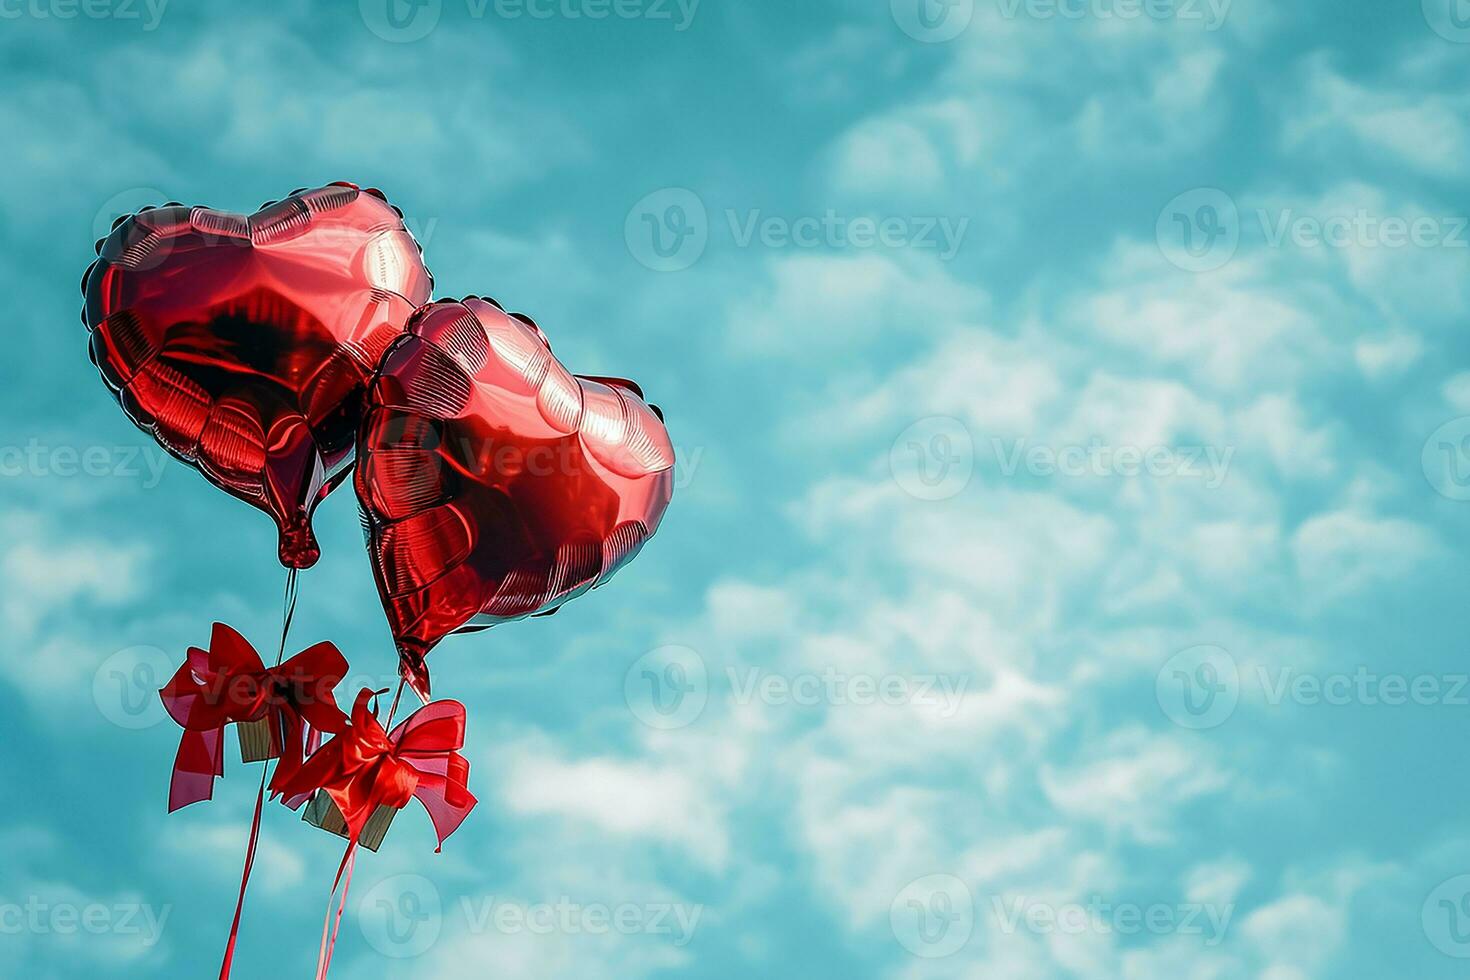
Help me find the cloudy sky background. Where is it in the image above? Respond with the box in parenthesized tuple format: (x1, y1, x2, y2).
(3, 0, 1470, 976)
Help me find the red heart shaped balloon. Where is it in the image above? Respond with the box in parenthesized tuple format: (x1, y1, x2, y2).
(356, 298, 675, 698)
(82, 183, 434, 568)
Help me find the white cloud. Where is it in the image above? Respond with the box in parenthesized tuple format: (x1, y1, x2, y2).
(1040, 727, 1232, 844)
(1240, 893, 1345, 976)
(499, 743, 731, 871)
(1283, 51, 1470, 178)
(1290, 508, 1438, 610)
(782, 25, 898, 104)
(2, 529, 147, 631)
(727, 252, 987, 357)
(1068, 243, 1333, 393)
(0, 825, 174, 970)
(1253, 181, 1470, 327)
(1443, 372, 1470, 413)
(1186, 857, 1252, 908)
(0, 510, 153, 701)
(825, 11, 1252, 208)
(1354, 331, 1422, 381)
(89, 22, 579, 198)
(829, 115, 947, 194)
(792, 327, 1061, 447)
(156, 821, 306, 897)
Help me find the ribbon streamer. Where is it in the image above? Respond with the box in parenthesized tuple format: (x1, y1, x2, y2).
(160, 571, 354, 978)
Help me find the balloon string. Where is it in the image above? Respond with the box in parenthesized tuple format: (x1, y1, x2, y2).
(218, 567, 300, 980)
(276, 566, 299, 667)
(314, 842, 358, 979)
(386, 676, 407, 728)
(218, 770, 267, 980)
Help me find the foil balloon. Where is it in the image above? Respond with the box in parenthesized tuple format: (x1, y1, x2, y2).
(356, 297, 675, 698)
(82, 182, 434, 568)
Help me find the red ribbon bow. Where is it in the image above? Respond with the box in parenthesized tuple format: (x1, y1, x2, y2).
(275, 689, 477, 979)
(160, 623, 350, 811)
(274, 688, 477, 851)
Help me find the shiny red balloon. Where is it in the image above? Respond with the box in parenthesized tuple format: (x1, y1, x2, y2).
(82, 183, 434, 568)
(356, 298, 675, 698)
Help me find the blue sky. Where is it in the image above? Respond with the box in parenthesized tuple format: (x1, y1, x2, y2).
(3, 0, 1470, 976)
